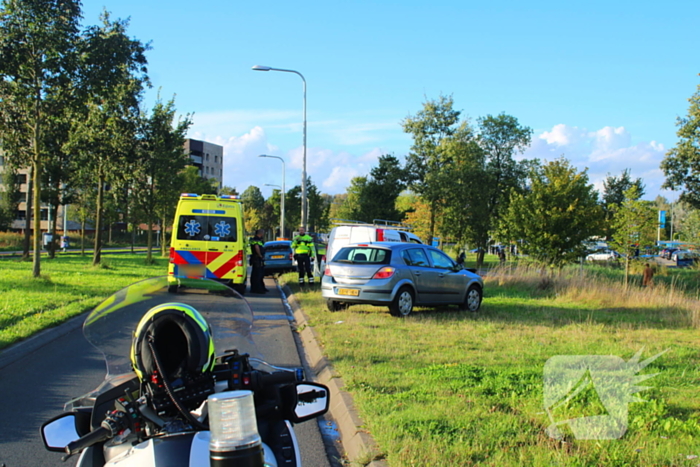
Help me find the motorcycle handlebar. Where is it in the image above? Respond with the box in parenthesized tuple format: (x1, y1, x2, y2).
(65, 426, 111, 456)
(251, 369, 301, 390)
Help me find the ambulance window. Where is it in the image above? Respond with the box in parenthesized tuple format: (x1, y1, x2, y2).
(177, 216, 237, 242)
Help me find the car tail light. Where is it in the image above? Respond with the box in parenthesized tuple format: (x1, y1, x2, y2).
(234, 250, 244, 267)
(289, 253, 294, 260)
(376, 229, 384, 241)
(324, 265, 332, 276)
(169, 247, 175, 263)
(372, 267, 395, 279)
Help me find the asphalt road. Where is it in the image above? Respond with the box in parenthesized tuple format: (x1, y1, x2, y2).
(0, 277, 337, 467)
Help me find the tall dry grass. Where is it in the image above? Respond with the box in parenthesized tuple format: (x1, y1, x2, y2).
(487, 262, 700, 328)
(0, 231, 24, 249)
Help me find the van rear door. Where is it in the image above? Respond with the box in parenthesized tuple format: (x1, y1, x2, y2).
(172, 200, 240, 279)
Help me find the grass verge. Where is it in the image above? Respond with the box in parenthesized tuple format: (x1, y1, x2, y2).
(0, 254, 168, 350)
(281, 264, 700, 466)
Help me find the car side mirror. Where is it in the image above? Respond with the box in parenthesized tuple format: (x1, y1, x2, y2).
(41, 413, 81, 452)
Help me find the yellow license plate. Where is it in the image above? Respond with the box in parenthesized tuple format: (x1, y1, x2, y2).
(271, 255, 284, 259)
(180, 265, 205, 277)
(338, 288, 359, 296)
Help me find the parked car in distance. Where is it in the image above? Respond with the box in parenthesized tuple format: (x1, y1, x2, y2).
(660, 247, 679, 260)
(321, 242, 484, 317)
(671, 250, 698, 263)
(263, 240, 295, 275)
(585, 250, 621, 261)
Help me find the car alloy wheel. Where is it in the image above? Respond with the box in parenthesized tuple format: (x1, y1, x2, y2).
(460, 284, 482, 312)
(389, 286, 414, 317)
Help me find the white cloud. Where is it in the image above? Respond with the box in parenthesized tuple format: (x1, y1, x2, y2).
(201, 124, 386, 196)
(189, 110, 300, 137)
(522, 124, 676, 200)
(323, 165, 361, 190)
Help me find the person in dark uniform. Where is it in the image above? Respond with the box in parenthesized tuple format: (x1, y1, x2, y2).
(249, 229, 267, 293)
(292, 226, 316, 286)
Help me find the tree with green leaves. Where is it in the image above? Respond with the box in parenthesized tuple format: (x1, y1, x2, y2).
(476, 113, 533, 265)
(0, 157, 22, 231)
(499, 158, 603, 269)
(66, 12, 148, 266)
(241, 186, 265, 233)
(361, 154, 408, 222)
(608, 185, 657, 288)
(679, 206, 700, 244)
(439, 131, 490, 252)
(133, 96, 191, 262)
(403, 95, 464, 243)
(661, 81, 700, 209)
(220, 185, 238, 196)
(601, 169, 645, 240)
(285, 178, 327, 233)
(181, 166, 217, 195)
(333, 176, 367, 222)
(0, 0, 82, 276)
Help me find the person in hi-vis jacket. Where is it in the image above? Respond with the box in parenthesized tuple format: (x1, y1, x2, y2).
(291, 226, 316, 286)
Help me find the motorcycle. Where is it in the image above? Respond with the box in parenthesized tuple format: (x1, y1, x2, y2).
(40, 276, 330, 466)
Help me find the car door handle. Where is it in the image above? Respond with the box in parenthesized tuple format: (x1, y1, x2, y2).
(413, 270, 421, 276)
(437, 273, 445, 278)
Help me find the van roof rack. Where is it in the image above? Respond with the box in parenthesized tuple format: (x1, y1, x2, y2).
(329, 218, 413, 231)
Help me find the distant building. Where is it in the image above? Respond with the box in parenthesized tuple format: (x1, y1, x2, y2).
(184, 138, 223, 189)
(0, 155, 73, 233)
(0, 138, 224, 233)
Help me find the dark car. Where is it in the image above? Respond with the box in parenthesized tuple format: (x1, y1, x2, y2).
(660, 247, 679, 260)
(321, 242, 484, 317)
(263, 241, 295, 275)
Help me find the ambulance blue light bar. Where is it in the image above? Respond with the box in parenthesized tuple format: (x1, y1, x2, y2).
(219, 194, 240, 200)
(180, 193, 199, 198)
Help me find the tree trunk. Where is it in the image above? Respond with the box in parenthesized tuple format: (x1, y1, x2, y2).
(476, 249, 485, 269)
(32, 158, 41, 277)
(428, 200, 436, 246)
(161, 216, 168, 257)
(81, 218, 85, 256)
(146, 218, 153, 264)
(131, 221, 135, 253)
(22, 165, 32, 260)
(93, 172, 104, 266)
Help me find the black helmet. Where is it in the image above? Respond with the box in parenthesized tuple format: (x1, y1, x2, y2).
(130, 303, 215, 382)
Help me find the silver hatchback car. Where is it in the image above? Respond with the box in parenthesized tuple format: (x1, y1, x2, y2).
(321, 242, 484, 317)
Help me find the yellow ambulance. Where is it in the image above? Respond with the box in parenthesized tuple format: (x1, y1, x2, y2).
(168, 193, 248, 294)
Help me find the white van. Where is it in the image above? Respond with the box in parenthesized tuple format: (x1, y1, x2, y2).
(324, 220, 422, 269)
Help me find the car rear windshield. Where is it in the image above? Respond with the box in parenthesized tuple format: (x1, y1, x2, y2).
(334, 247, 390, 264)
(176, 216, 237, 242)
(265, 243, 291, 252)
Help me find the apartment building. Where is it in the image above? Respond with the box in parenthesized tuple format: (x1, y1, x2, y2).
(184, 138, 223, 189)
(0, 156, 71, 232)
(0, 138, 224, 233)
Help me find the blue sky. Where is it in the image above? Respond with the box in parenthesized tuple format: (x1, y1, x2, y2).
(82, 0, 700, 202)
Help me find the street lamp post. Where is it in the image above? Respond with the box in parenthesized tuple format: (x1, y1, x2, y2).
(259, 155, 286, 239)
(252, 65, 307, 229)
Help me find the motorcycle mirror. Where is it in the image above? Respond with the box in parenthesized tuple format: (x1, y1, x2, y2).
(41, 413, 81, 452)
(291, 382, 330, 423)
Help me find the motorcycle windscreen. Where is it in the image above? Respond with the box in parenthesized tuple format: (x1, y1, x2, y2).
(66, 277, 260, 410)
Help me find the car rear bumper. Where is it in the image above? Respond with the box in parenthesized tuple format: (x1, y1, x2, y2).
(321, 276, 396, 304)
